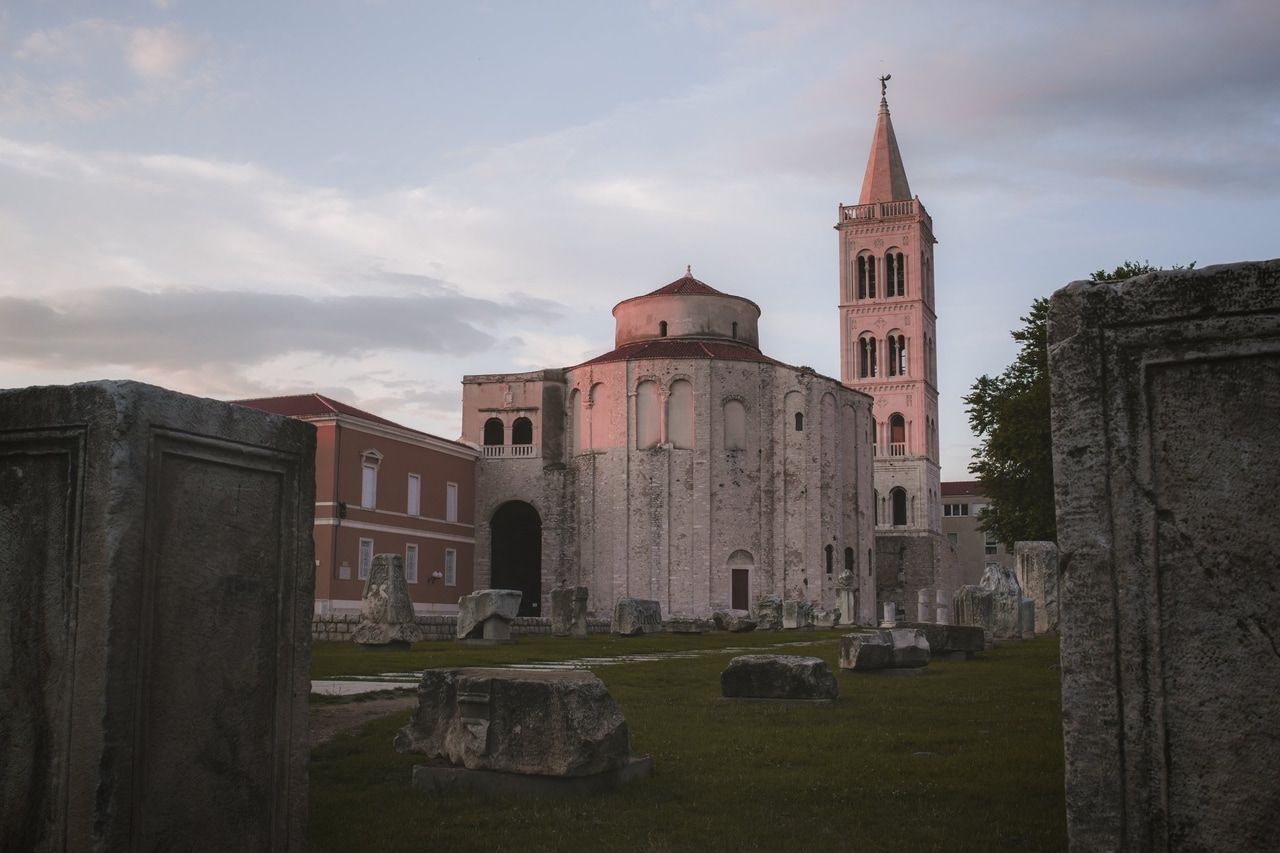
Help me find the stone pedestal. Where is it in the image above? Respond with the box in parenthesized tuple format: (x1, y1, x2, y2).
(1049, 260, 1280, 852)
(880, 601, 897, 627)
(456, 589, 522, 640)
(781, 599, 814, 629)
(0, 381, 314, 852)
(354, 553, 426, 647)
(612, 598, 662, 635)
(836, 570, 859, 627)
(916, 589, 932, 623)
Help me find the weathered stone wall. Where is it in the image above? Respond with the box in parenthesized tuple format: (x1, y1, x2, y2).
(1049, 259, 1280, 852)
(0, 381, 314, 852)
(312, 613, 612, 642)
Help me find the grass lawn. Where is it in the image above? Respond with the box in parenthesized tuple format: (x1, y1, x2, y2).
(309, 633, 1066, 853)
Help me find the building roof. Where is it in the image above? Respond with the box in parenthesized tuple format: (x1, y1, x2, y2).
(574, 338, 781, 368)
(235, 393, 469, 448)
(858, 96, 912, 205)
(644, 271, 725, 297)
(941, 480, 986, 497)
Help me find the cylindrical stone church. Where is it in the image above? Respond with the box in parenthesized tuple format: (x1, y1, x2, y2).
(461, 271, 876, 623)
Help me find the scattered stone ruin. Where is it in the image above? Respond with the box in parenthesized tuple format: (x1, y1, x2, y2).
(550, 585, 590, 638)
(839, 629, 931, 672)
(395, 667, 650, 796)
(456, 589, 522, 641)
(613, 597, 663, 635)
(953, 564, 1023, 639)
(719, 655, 838, 702)
(0, 381, 314, 851)
(1049, 259, 1280, 851)
(1014, 541, 1059, 634)
(353, 553, 426, 648)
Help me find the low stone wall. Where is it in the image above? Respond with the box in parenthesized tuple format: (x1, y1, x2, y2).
(312, 614, 612, 642)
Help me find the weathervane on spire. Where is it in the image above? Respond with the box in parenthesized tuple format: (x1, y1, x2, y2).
(879, 73, 891, 98)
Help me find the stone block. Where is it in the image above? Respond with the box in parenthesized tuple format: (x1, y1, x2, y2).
(353, 554, 426, 647)
(550, 586, 588, 638)
(781, 599, 814, 629)
(1048, 260, 1280, 852)
(711, 610, 757, 632)
(813, 608, 840, 628)
(612, 598, 662, 635)
(719, 655, 838, 701)
(953, 564, 1023, 639)
(1019, 597, 1036, 637)
(753, 594, 783, 630)
(895, 622, 984, 656)
(886, 628, 931, 668)
(1014, 541, 1059, 634)
(394, 668, 631, 777)
(663, 614, 710, 633)
(838, 632, 894, 671)
(456, 589, 521, 640)
(0, 381, 314, 852)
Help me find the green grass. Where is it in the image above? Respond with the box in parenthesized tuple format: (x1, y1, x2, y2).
(309, 634, 1067, 853)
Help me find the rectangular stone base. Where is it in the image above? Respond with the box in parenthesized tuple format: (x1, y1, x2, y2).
(411, 756, 651, 798)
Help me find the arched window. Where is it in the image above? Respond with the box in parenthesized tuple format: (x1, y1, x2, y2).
(794, 411, 804, 432)
(866, 253, 876, 297)
(636, 380, 660, 449)
(889, 413, 906, 456)
(891, 487, 908, 526)
(885, 250, 905, 297)
(825, 544, 834, 574)
(856, 254, 868, 299)
(483, 417, 504, 446)
(886, 333, 906, 376)
(844, 546, 854, 574)
(873, 488, 879, 525)
(511, 417, 533, 445)
(723, 399, 746, 450)
(731, 321, 738, 339)
(858, 334, 878, 378)
(667, 379, 694, 449)
(658, 321, 668, 338)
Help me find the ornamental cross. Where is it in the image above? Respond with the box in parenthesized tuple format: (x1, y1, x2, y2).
(879, 73, 891, 97)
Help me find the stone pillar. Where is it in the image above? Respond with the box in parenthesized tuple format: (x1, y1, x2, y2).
(1014, 541, 1059, 634)
(880, 601, 896, 627)
(916, 589, 932, 623)
(0, 381, 314, 852)
(1049, 260, 1280, 852)
(836, 570, 858, 628)
(935, 605, 950, 626)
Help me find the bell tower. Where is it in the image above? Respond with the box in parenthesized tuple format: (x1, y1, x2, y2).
(836, 77, 941, 534)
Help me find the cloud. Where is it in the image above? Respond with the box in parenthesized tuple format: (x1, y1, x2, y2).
(126, 26, 199, 80)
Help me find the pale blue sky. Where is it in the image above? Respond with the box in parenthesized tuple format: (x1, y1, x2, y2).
(2, 0, 1277, 477)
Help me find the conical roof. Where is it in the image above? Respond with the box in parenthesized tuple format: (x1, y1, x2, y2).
(645, 269, 724, 297)
(858, 96, 912, 204)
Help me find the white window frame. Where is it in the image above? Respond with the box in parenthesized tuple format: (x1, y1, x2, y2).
(407, 473, 421, 516)
(360, 449, 382, 509)
(444, 548, 457, 587)
(358, 538, 374, 580)
(405, 543, 418, 584)
(446, 482, 458, 523)
(984, 530, 999, 556)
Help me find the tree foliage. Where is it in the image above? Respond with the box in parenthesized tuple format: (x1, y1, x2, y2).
(965, 260, 1191, 547)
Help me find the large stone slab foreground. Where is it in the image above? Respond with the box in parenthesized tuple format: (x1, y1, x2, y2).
(719, 655, 838, 701)
(456, 589, 522, 640)
(613, 597, 662, 635)
(0, 381, 314, 852)
(1048, 260, 1280, 852)
(354, 553, 426, 647)
(394, 668, 633, 777)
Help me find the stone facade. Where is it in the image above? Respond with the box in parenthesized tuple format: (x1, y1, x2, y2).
(312, 613, 611, 642)
(1048, 259, 1280, 852)
(462, 273, 877, 623)
(0, 381, 314, 852)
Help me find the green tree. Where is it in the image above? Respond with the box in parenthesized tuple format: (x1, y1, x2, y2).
(965, 260, 1191, 546)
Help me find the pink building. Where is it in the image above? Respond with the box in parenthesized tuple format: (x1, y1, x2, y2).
(237, 394, 478, 614)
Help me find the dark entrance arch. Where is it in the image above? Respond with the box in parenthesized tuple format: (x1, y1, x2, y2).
(490, 500, 542, 616)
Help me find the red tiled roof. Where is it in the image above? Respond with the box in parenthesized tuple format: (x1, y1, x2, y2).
(235, 393, 467, 448)
(645, 273, 724, 297)
(941, 480, 984, 497)
(574, 338, 780, 367)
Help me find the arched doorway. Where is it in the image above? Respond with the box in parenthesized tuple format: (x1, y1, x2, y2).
(490, 501, 541, 616)
(727, 550, 753, 611)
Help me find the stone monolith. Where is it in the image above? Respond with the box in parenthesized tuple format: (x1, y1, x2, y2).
(354, 553, 426, 647)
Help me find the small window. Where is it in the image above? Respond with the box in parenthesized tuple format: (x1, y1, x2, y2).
(444, 548, 457, 586)
(844, 547, 854, 574)
(407, 474, 421, 516)
(794, 412, 804, 431)
(446, 482, 458, 523)
(985, 531, 999, 555)
(405, 544, 419, 583)
(825, 544, 834, 575)
(891, 487, 908, 526)
(358, 538, 374, 580)
(731, 321, 738, 339)
(658, 321, 668, 337)
(483, 417, 504, 446)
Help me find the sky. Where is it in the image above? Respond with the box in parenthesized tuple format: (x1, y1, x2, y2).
(2, 0, 1277, 478)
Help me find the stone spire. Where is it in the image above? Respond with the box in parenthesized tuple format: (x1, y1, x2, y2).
(857, 85, 912, 205)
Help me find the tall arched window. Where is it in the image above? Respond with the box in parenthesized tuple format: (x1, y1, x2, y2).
(794, 411, 804, 432)
(856, 254, 869, 299)
(885, 333, 906, 376)
(511, 417, 533, 445)
(844, 546, 854, 574)
(866, 253, 876, 297)
(723, 399, 746, 450)
(483, 417, 504, 446)
(667, 379, 694, 449)
(858, 334, 878, 378)
(658, 321, 668, 338)
(825, 544, 834, 575)
(885, 250, 905, 297)
(889, 413, 906, 456)
(873, 488, 879, 525)
(636, 381, 660, 449)
(891, 487, 908, 526)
